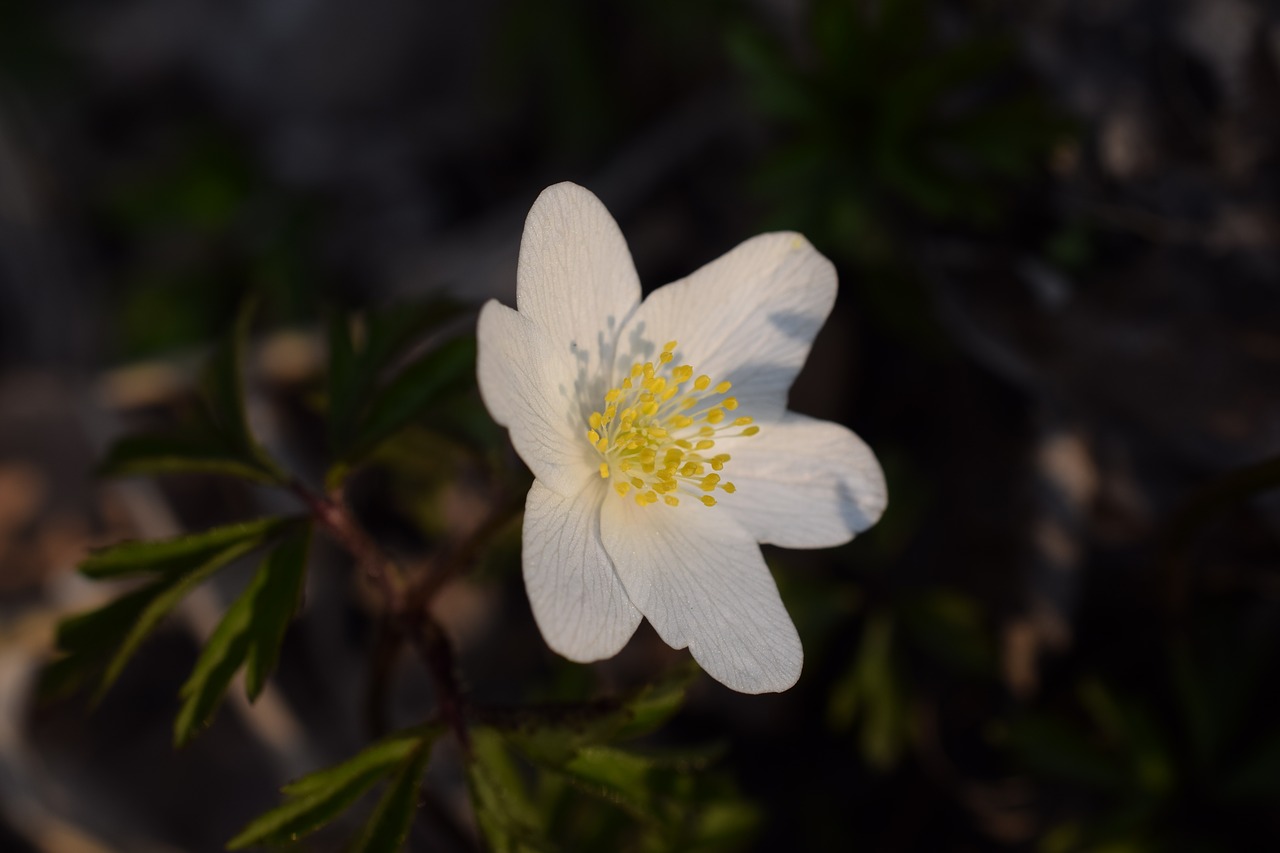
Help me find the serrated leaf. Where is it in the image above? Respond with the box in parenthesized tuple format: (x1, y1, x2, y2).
(350, 740, 433, 853)
(39, 581, 162, 700)
(467, 728, 553, 853)
(80, 517, 290, 579)
(499, 663, 696, 768)
(244, 527, 310, 700)
(228, 727, 435, 850)
(345, 336, 476, 463)
(556, 745, 658, 817)
(96, 536, 264, 703)
(282, 730, 427, 798)
(173, 525, 311, 746)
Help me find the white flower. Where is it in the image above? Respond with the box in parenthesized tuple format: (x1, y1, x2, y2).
(477, 183, 887, 694)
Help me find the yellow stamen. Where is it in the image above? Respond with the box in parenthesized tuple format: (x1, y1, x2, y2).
(583, 340, 759, 511)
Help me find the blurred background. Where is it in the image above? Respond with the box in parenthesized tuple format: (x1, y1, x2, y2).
(2, 0, 1280, 850)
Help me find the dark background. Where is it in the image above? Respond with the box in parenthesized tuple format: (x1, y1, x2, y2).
(2, 0, 1280, 850)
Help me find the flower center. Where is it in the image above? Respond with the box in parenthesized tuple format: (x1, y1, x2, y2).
(584, 340, 759, 508)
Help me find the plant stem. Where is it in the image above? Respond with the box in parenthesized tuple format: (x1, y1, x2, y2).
(289, 478, 477, 752)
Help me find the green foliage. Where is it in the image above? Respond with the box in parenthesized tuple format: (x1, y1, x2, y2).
(228, 726, 440, 849)
(729, 0, 1070, 251)
(827, 611, 911, 770)
(325, 299, 474, 481)
(174, 525, 311, 746)
(99, 300, 287, 484)
(79, 517, 291, 580)
(1003, 621, 1280, 849)
(472, 666, 756, 852)
(44, 518, 296, 704)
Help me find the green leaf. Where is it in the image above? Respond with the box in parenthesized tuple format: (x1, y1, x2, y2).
(244, 527, 310, 700)
(610, 663, 697, 741)
(497, 664, 696, 768)
(96, 429, 285, 483)
(228, 726, 436, 849)
(826, 613, 911, 770)
(45, 523, 280, 704)
(173, 525, 311, 746)
(554, 745, 658, 818)
(39, 581, 161, 700)
(345, 336, 476, 463)
(174, 574, 257, 747)
(198, 298, 287, 483)
(326, 298, 468, 460)
(326, 311, 360, 455)
(467, 728, 553, 853)
(1004, 715, 1126, 791)
(350, 740, 433, 853)
(80, 517, 291, 579)
(96, 536, 264, 703)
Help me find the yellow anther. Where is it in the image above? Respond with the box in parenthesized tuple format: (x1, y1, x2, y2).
(585, 342, 759, 511)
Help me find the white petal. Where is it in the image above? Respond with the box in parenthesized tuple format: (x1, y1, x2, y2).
(476, 300, 596, 496)
(523, 479, 642, 662)
(618, 233, 836, 419)
(721, 413, 887, 549)
(600, 497, 802, 693)
(517, 183, 642, 392)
